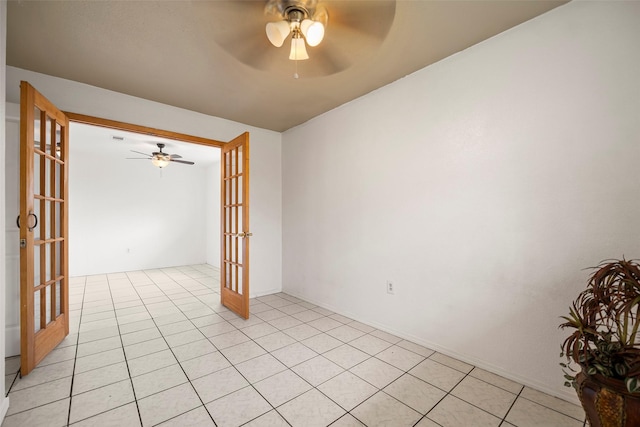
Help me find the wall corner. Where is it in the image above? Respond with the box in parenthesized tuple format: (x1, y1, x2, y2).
(1, 0, 10, 421)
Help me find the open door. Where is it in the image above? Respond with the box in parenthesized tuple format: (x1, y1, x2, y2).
(220, 132, 251, 319)
(19, 81, 70, 375)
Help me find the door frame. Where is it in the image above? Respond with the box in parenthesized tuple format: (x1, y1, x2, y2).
(65, 114, 246, 311)
(69, 115, 251, 319)
(65, 113, 226, 148)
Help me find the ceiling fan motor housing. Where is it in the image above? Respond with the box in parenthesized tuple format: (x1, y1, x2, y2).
(266, 0, 318, 19)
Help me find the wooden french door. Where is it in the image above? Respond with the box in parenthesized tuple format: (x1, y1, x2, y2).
(19, 81, 70, 375)
(221, 132, 251, 319)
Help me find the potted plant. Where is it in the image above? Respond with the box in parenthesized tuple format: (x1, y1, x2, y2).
(560, 258, 640, 427)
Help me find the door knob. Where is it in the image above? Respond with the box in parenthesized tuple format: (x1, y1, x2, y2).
(16, 211, 38, 232)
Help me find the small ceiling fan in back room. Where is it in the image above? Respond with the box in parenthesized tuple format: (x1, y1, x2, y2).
(127, 143, 195, 169)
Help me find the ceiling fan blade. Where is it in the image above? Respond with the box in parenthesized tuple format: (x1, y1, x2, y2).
(130, 150, 151, 157)
(170, 159, 195, 165)
(214, 25, 275, 71)
(169, 154, 182, 159)
(209, 0, 311, 73)
(323, 0, 396, 41)
(301, 44, 351, 76)
(125, 158, 151, 160)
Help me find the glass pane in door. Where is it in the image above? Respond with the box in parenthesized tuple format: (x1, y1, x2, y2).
(55, 162, 61, 199)
(55, 281, 61, 318)
(32, 198, 40, 239)
(230, 206, 236, 236)
(225, 152, 231, 177)
(45, 243, 51, 282)
(34, 290, 41, 333)
(232, 237, 236, 267)
(45, 201, 51, 240)
(44, 155, 50, 197)
(55, 203, 61, 239)
(33, 243, 40, 288)
(33, 153, 40, 197)
(55, 241, 61, 277)
(55, 122, 62, 157)
(33, 107, 41, 150)
(45, 284, 51, 325)
(45, 116, 52, 156)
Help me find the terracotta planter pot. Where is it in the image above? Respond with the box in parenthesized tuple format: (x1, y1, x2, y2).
(576, 371, 640, 427)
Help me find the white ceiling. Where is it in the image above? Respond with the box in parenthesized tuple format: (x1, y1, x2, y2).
(7, 0, 568, 132)
(71, 122, 220, 168)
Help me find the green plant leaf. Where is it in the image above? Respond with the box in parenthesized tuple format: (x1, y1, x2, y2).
(615, 363, 628, 377)
(625, 377, 640, 393)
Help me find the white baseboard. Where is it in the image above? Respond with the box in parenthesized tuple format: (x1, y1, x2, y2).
(251, 287, 283, 299)
(0, 396, 10, 425)
(281, 289, 581, 407)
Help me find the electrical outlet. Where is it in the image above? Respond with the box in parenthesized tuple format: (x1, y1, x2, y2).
(387, 281, 395, 295)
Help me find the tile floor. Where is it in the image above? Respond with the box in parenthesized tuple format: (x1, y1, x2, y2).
(2, 264, 586, 427)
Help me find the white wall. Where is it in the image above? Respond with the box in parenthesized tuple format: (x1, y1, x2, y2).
(282, 0, 640, 403)
(5, 66, 283, 297)
(68, 129, 211, 275)
(1, 0, 10, 421)
(205, 161, 221, 268)
(4, 104, 19, 357)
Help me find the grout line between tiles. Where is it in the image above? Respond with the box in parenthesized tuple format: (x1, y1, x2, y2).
(499, 384, 525, 426)
(67, 275, 87, 426)
(516, 392, 588, 424)
(105, 272, 145, 427)
(421, 362, 507, 426)
(125, 267, 220, 427)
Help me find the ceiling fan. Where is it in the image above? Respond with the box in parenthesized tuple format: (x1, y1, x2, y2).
(210, 0, 396, 78)
(128, 143, 195, 168)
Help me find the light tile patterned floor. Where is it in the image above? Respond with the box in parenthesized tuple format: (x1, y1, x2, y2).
(2, 264, 586, 427)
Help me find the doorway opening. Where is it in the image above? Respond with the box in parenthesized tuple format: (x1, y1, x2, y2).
(67, 122, 222, 278)
(63, 113, 253, 321)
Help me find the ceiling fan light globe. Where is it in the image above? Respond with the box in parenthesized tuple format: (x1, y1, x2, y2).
(151, 155, 170, 168)
(289, 36, 309, 60)
(266, 20, 290, 47)
(301, 20, 324, 46)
